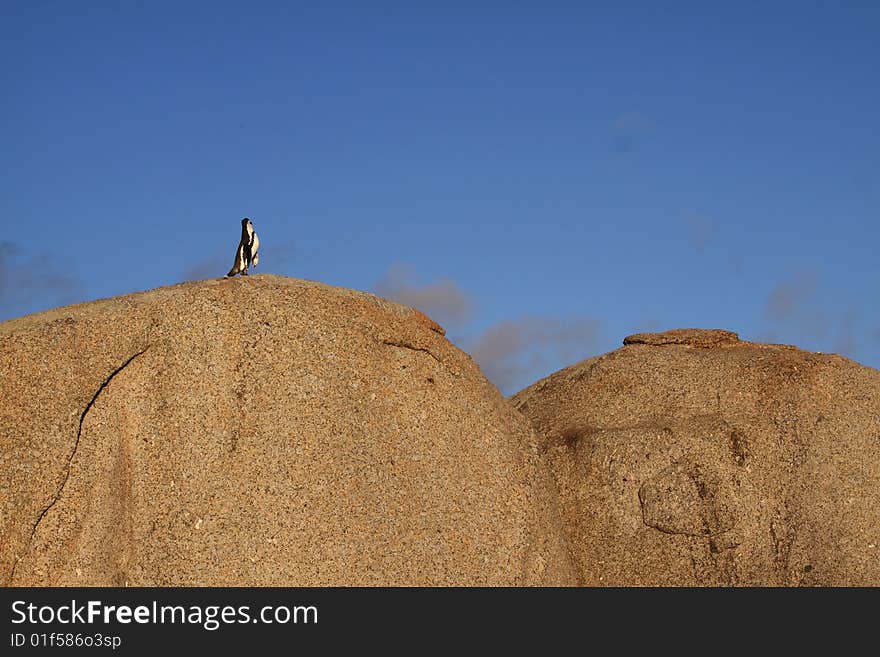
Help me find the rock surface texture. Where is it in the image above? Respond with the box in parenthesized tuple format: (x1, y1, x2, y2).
(513, 329, 880, 586)
(1, 276, 576, 586)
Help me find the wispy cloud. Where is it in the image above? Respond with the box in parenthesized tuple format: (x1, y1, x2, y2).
(682, 213, 715, 253)
(761, 271, 867, 361)
(610, 111, 656, 154)
(764, 271, 818, 323)
(374, 264, 603, 392)
(834, 308, 859, 356)
(182, 254, 230, 281)
(756, 330, 780, 344)
(0, 241, 83, 320)
(0, 241, 18, 294)
(467, 316, 602, 393)
(375, 263, 473, 327)
(680, 211, 746, 276)
(261, 239, 297, 272)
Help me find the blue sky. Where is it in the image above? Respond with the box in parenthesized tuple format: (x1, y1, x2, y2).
(2, 1, 878, 393)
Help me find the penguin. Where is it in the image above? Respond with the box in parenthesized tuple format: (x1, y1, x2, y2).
(226, 217, 260, 277)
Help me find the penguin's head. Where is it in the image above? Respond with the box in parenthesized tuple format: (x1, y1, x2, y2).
(242, 217, 252, 228)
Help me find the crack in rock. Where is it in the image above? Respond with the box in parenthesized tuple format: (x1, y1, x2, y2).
(9, 347, 149, 583)
(381, 338, 459, 376)
(382, 338, 442, 363)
